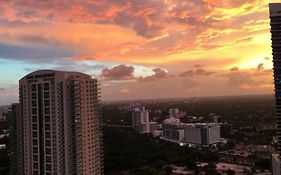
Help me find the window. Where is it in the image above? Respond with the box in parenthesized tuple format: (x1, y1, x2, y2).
(45, 115, 50, 123)
(45, 108, 50, 114)
(44, 100, 50, 106)
(32, 116, 37, 122)
(32, 100, 37, 107)
(46, 156, 51, 163)
(33, 155, 38, 161)
(45, 124, 51, 130)
(32, 124, 37, 130)
(46, 140, 51, 147)
(33, 147, 38, 154)
(46, 164, 51, 171)
(45, 132, 51, 139)
(45, 148, 51, 155)
(44, 83, 49, 91)
(32, 93, 37, 100)
(32, 132, 37, 138)
(44, 92, 49, 99)
(31, 84, 36, 92)
(32, 108, 37, 115)
(32, 139, 38, 146)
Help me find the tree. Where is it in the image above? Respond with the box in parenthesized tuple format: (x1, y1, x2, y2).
(226, 169, 235, 175)
(203, 163, 218, 175)
(164, 166, 173, 175)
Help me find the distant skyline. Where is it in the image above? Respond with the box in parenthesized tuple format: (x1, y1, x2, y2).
(0, 0, 279, 105)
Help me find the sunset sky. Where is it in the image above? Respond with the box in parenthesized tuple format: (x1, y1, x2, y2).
(0, 0, 279, 105)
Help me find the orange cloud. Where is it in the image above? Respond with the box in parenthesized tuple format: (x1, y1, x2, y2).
(0, 0, 277, 101)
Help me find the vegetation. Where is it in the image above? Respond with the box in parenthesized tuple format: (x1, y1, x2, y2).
(104, 127, 219, 174)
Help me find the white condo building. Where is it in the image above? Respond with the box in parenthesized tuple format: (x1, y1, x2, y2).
(132, 107, 150, 134)
(184, 123, 221, 145)
(169, 108, 179, 118)
(162, 117, 185, 142)
(16, 70, 103, 175)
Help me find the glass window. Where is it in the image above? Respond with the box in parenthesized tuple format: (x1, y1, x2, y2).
(45, 132, 51, 139)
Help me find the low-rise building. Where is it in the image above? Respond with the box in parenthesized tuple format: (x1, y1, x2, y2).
(152, 130, 162, 137)
(149, 122, 159, 133)
(184, 123, 221, 145)
(162, 117, 185, 142)
(0, 144, 6, 149)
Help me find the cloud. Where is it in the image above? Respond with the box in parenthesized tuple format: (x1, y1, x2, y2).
(236, 37, 252, 43)
(19, 35, 63, 46)
(179, 67, 215, 77)
(253, 63, 272, 76)
(179, 70, 194, 77)
(0, 43, 76, 63)
(195, 68, 216, 76)
(101, 64, 135, 80)
(0, 0, 273, 66)
(138, 68, 168, 81)
(101, 10, 164, 38)
(0, 84, 18, 105)
(101, 75, 201, 101)
(0, 0, 167, 38)
(264, 57, 270, 60)
(119, 88, 130, 94)
(230, 66, 239, 71)
(0, 0, 277, 103)
(222, 64, 273, 90)
(256, 63, 264, 72)
(73, 54, 97, 61)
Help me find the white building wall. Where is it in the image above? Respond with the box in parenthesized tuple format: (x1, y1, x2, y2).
(208, 126, 221, 144)
(132, 107, 150, 134)
(169, 108, 179, 118)
(184, 126, 201, 144)
(178, 129, 185, 141)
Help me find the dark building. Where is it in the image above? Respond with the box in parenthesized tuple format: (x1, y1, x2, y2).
(9, 103, 21, 175)
(270, 3, 281, 175)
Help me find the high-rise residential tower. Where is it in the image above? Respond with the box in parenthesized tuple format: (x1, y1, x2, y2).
(270, 3, 281, 175)
(17, 70, 103, 175)
(132, 107, 150, 134)
(9, 103, 21, 175)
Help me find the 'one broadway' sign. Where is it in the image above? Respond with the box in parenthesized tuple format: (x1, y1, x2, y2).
(26, 72, 55, 80)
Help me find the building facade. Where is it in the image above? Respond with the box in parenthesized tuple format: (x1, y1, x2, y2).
(9, 103, 21, 175)
(132, 107, 150, 134)
(169, 108, 179, 118)
(17, 70, 103, 175)
(149, 122, 159, 133)
(162, 117, 185, 142)
(270, 3, 281, 175)
(184, 123, 221, 145)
